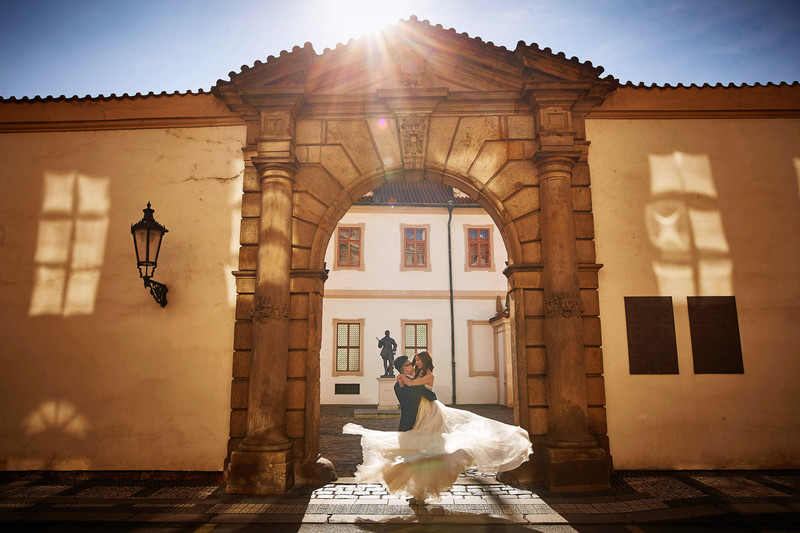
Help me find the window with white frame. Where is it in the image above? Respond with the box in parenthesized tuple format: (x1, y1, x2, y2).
(400, 224, 430, 271)
(334, 224, 364, 271)
(465, 225, 493, 271)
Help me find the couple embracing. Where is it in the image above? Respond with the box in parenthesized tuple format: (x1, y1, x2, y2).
(393, 352, 436, 431)
(344, 351, 532, 503)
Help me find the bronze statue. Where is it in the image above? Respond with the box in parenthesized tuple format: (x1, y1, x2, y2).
(377, 330, 397, 377)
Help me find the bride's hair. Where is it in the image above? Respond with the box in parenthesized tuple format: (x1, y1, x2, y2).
(414, 351, 434, 376)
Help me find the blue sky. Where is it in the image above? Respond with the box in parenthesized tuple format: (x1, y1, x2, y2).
(1, 0, 798, 98)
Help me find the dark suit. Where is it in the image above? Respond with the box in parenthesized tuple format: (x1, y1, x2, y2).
(395, 379, 437, 431)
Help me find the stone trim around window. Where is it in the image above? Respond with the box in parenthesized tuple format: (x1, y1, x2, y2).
(467, 319, 498, 377)
(332, 318, 365, 377)
(400, 318, 433, 359)
(399, 224, 432, 272)
(332, 223, 366, 272)
(463, 224, 496, 272)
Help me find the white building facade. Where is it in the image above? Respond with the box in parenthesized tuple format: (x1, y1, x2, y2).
(319, 183, 512, 406)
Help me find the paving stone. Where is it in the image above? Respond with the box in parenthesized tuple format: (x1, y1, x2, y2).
(523, 513, 569, 524)
(126, 513, 212, 522)
(0, 513, 31, 521)
(763, 475, 800, 492)
(76, 486, 143, 498)
(623, 475, 707, 500)
(210, 513, 305, 523)
(2, 485, 71, 498)
(625, 504, 727, 522)
(149, 486, 218, 499)
(558, 512, 631, 524)
(27, 512, 137, 522)
(719, 502, 794, 513)
(691, 475, 789, 498)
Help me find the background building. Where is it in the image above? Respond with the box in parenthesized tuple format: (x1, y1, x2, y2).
(320, 181, 512, 406)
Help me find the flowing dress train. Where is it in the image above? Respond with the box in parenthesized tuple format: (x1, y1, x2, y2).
(343, 396, 532, 500)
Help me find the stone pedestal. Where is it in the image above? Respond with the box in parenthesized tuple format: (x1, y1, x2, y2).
(541, 444, 611, 493)
(377, 377, 398, 411)
(226, 447, 294, 495)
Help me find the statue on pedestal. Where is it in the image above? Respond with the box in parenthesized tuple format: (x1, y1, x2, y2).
(377, 330, 397, 377)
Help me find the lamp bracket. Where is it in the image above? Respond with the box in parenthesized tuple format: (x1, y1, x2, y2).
(145, 279, 169, 307)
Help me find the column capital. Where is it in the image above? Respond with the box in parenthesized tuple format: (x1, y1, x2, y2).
(252, 160, 298, 184)
(503, 262, 544, 289)
(532, 155, 576, 182)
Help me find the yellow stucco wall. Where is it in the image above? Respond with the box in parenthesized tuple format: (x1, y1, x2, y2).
(0, 125, 246, 470)
(587, 118, 800, 469)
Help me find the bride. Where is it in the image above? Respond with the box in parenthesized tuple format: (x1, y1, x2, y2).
(343, 351, 532, 502)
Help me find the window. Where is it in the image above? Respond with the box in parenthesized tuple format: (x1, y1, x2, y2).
(400, 224, 430, 271)
(333, 319, 364, 375)
(402, 319, 431, 357)
(334, 224, 364, 271)
(465, 226, 493, 271)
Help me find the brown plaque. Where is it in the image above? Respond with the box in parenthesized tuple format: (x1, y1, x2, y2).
(688, 296, 744, 374)
(624, 297, 679, 374)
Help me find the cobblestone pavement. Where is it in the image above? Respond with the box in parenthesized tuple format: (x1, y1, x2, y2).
(1, 405, 798, 529)
(1, 469, 799, 529)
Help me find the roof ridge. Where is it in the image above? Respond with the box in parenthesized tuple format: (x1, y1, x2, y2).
(619, 80, 800, 89)
(0, 88, 211, 103)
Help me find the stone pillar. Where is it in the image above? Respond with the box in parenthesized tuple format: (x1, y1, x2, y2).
(536, 155, 611, 492)
(226, 163, 296, 494)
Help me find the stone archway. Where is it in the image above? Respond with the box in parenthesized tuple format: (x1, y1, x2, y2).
(217, 18, 616, 494)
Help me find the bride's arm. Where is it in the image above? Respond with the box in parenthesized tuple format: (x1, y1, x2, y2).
(399, 373, 434, 387)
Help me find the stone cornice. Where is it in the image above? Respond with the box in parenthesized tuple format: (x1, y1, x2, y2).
(324, 289, 502, 300)
(588, 84, 800, 120)
(0, 116, 245, 133)
(504, 263, 603, 275)
(587, 109, 800, 119)
(0, 92, 245, 133)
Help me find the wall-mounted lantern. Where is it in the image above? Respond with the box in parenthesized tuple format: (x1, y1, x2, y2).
(131, 202, 169, 307)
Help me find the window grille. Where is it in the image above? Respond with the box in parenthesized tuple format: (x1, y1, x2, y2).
(404, 322, 428, 357)
(335, 383, 360, 395)
(336, 322, 361, 373)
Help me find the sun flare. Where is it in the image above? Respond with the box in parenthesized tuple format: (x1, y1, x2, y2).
(316, 0, 415, 47)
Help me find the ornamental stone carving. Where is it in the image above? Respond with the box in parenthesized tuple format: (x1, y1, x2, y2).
(252, 296, 290, 323)
(400, 114, 427, 154)
(544, 294, 585, 318)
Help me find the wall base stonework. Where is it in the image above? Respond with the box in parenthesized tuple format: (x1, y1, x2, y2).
(226, 448, 294, 495)
(541, 445, 612, 493)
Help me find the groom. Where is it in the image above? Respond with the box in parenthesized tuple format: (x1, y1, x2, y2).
(393, 355, 437, 431)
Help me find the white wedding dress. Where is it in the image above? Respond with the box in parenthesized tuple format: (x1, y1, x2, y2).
(343, 393, 532, 500)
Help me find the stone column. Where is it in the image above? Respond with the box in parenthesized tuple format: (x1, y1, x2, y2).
(536, 155, 611, 492)
(226, 163, 296, 494)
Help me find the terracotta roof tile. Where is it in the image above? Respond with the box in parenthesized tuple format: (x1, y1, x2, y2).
(356, 181, 478, 207)
(620, 81, 799, 89)
(0, 89, 210, 103)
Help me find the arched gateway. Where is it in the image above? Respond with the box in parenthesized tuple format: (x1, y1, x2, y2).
(217, 17, 616, 494)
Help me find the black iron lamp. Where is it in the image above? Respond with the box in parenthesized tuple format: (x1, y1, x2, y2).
(131, 202, 169, 307)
